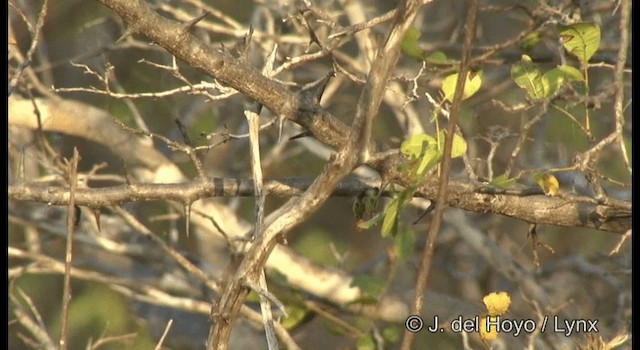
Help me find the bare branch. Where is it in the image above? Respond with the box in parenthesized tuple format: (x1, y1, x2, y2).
(59, 148, 79, 350)
(401, 1, 477, 348)
(8, 0, 50, 96)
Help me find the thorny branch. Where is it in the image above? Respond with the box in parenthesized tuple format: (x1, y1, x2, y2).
(401, 0, 477, 348)
(205, 0, 430, 347)
(8, 176, 630, 234)
(9, 0, 631, 349)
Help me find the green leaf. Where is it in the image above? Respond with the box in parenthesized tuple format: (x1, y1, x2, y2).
(348, 295, 379, 305)
(293, 229, 343, 266)
(558, 22, 601, 63)
(400, 134, 443, 179)
(324, 322, 350, 336)
(381, 197, 400, 237)
(552, 65, 584, 81)
(512, 56, 584, 100)
(401, 26, 424, 60)
(382, 326, 402, 343)
(542, 66, 584, 97)
(624, 136, 631, 160)
(350, 275, 386, 300)
(489, 174, 516, 189)
(381, 188, 415, 237)
(490, 174, 516, 189)
(246, 290, 260, 303)
(441, 71, 483, 102)
(356, 335, 376, 350)
(424, 51, 452, 65)
(520, 31, 542, 52)
(511, 55, 546, 99)
(357, 212, 383, 230)
(268, 269, 289, 284)
(414, 146, 440, 178)
(437, 130, 467, 158)
(394, 228, 415, 260)
(282, 304, 309, 330)
(400, 134, 437, 160)
(540, 70, 566, 98)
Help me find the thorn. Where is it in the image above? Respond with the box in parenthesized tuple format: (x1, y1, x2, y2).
(175, 118, 192, 146)
(73, 205, 82, 229)
(289, 131, 312, 141)
(121, 158, 134, 185)
(308, 70, 335, 103)
(527, 224, 537, 238)
(114, 29, 132, 44)
(262, 44, 278, 77)
(411, 200, 435, 225)
(243, 280, 288, 316)
(240, 26, 254, 58)
(183, 11, 209, 31)
(92, 207, 101, 232)
(184, 203, 191, 237)
(277, 116, 285, 143)
(303, 15, 323, 50)
(18, 151, 25, 181)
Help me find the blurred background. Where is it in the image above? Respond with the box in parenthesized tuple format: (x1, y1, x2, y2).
(9, 0, 631, 349)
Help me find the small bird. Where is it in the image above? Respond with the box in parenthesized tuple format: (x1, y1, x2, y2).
(534, 171, 560, 196)
(352, 187, 379, 223)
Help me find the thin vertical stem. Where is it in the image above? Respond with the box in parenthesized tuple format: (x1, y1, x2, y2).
(400, 1, 478, 348)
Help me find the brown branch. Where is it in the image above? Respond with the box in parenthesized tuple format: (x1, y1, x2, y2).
(9, 176, 630, 233)
(59, 148, 79, 350)
(29, 0, 625, 237)
(9, 2, 631, 348)
(204, 0, 428, 347)
(9, 50, 630, 235)
(8, 247, 302, 350)
(8, 0, 50, 96)
(111, 206, 221, 293)
(9, 286, 57, 350)
(613, 0, 631, 172)
(401, 0, 477, 348)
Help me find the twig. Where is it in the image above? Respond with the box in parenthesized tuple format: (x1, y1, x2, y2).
(9, 175, 631, 233)
(328, 8, 397, 39)
(609, 229, 631, 256)
(613, 0, 631, 173)
(9, 287, 57, 350)
(113, 118, 207, 178)
(206, 0, 428, 347)
(8, 0, 50, 96)
(305, 301, 366, 338)
(55, 81, 236, 101)
(111, 206, 221, 292)
(254, 43, 282, 349)
(154, 319, 173, 350)
(400, 1, 477, 349)
(245, 107, 280, 349)
(504, 103, 547, 177)
(89, 332, 138, 349)
(9, 246, 302, 349)
(59, 147, 79, 350)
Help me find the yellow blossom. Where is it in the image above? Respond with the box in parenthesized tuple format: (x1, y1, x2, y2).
(480, 316, 499, 341)
(483, 292, 511, 316)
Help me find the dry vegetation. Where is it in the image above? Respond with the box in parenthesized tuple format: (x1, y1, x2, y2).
(9, 0, 631, 349)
